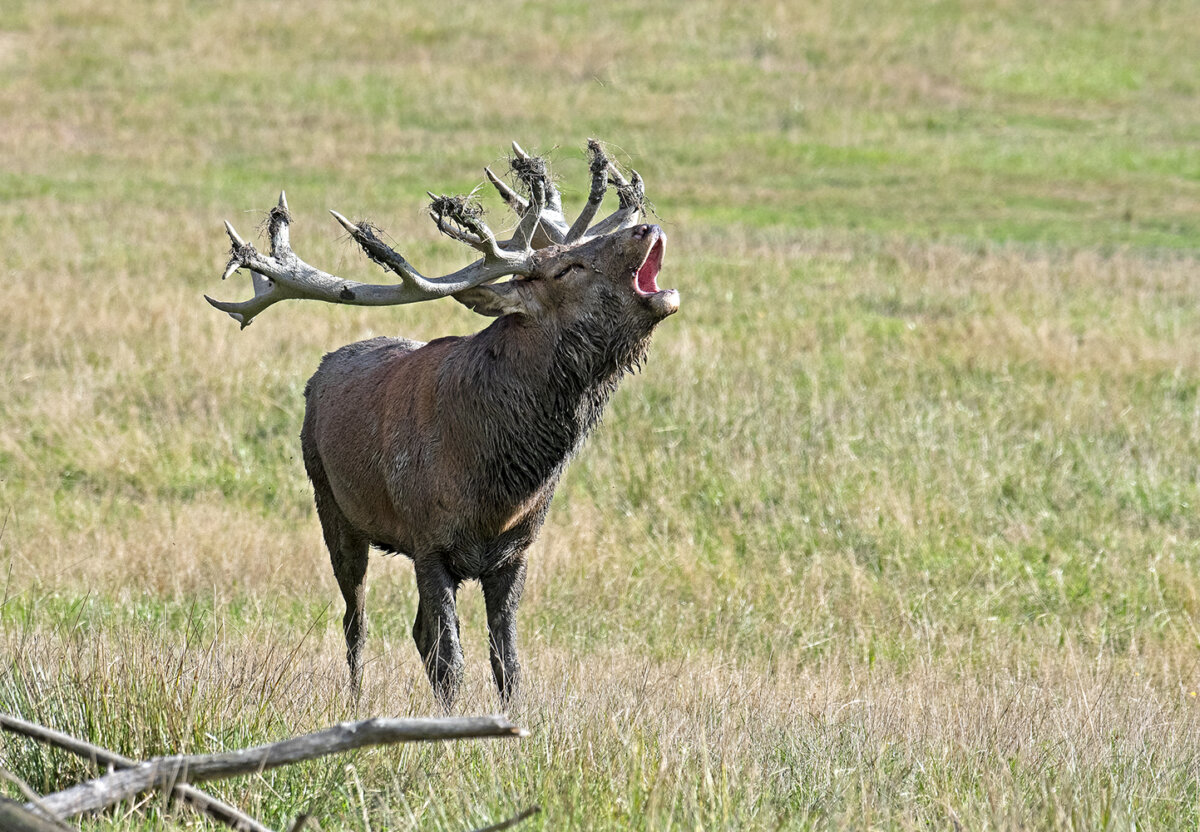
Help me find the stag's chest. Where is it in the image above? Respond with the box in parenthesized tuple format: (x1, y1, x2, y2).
(444, 504, 549, 580)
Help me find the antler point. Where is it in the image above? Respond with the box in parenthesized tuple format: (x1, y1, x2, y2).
(224, 220, 245, 248)
(329, 210, 359, 235)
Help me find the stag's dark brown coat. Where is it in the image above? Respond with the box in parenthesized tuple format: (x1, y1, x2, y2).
(301, 224, 677, 705)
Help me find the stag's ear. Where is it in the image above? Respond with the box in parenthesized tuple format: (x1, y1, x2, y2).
(453, 281, 538, 318)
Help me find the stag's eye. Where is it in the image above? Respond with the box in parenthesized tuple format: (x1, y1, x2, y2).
(552, 264, 580, 280)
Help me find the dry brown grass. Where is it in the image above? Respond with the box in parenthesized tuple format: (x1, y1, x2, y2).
(5, 618, 1197, 830)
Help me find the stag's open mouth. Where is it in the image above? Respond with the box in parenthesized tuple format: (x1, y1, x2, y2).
(634, 232, 666, 297)
(632, 226, 679, 317)
(635, 240, 664, 296)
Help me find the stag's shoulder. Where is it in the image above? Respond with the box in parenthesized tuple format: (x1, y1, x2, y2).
(305, 336, 426, 396)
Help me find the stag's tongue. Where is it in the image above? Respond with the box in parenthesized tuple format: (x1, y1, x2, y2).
(636, 238, 665, 294)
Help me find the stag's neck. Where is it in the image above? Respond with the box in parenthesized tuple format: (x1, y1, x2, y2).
(454, 316, 641, 499)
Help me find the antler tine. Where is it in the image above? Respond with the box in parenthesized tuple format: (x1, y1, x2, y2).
(267, 191, 291, 258)
(224, 220, 245, 248)
(335, 205, 523, 285)
(502, 141, 568, 246)
(509, 141, 565, 209)
(430, 214, 482, 246)
(329, 209, 360, 236)
(427, 193, 506, 261)
(330, 209, 424, 284)
(221, 221, 249, 281)
(565, 138, 610, 243)
(607, 161, 631, 193)
(205, 266, 277, 330)
(484, 166, 528, 214)
(588, 160, 647, 238)
(602, 157, 646, 217)
(513, 177, 547, 250)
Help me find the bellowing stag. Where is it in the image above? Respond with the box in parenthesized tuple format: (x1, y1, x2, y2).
(208, 141, 678, 707)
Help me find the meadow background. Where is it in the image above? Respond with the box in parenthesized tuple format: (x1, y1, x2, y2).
(2, 0, 1200, 828)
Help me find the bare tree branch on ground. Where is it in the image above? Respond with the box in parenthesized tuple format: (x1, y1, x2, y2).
(0, 713, 269, 832)
(2, 713, 526, 831)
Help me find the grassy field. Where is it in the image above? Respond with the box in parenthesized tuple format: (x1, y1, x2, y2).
(2, 0, 1200, 828)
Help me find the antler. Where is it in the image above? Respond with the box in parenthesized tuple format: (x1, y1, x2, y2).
(207, 140, 647, 328)
(482, 139, 646, 247)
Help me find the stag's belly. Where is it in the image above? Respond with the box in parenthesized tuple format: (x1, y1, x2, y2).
(346, 503, 548, 579)
(317, 433, 555, 572)
(385, 481, 554, 577)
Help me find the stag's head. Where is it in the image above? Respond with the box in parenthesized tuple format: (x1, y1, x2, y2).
(456, 221, 677, 326)
(207, 140, 680, 339)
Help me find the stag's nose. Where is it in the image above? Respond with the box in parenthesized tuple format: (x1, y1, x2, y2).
(632, 224, 653, 240)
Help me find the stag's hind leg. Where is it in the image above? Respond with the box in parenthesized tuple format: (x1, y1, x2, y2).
(305, 447, 370, 695)
(327, 522, 369, 695)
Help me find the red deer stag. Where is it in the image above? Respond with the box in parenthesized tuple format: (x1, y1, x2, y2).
(207, 141, 678, 707)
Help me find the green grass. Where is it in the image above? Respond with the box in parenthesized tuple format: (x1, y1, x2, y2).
(2, 0, 1200, 829)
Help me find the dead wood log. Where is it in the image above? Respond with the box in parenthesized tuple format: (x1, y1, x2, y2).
(0, 713, 270, 832)
(33, 716, 524, 819)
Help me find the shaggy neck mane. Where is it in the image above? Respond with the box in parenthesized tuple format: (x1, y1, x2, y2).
(453, 313, 652, 501)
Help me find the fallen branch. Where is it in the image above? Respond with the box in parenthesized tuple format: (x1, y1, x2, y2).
(0, 769, 74, 832)
(0, 713, 270, 832)
(1, 766, 63, 820)
(34, 716, 525, 819)
(0, 796, 74, 832)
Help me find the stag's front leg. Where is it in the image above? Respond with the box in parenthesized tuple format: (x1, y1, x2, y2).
(481, 557, 526, 704)
(412, 557, 464, 708)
